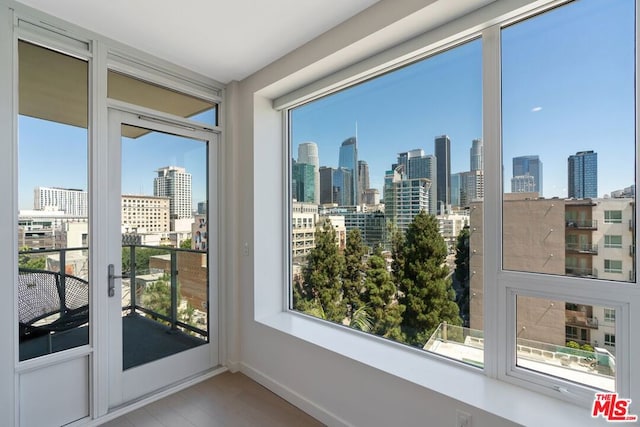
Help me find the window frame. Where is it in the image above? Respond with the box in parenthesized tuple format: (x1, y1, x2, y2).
(605, 235, 623, 248)
(271, 0, 639, 415)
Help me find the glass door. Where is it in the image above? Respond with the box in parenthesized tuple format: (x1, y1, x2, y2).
(107, 109, 218, 407)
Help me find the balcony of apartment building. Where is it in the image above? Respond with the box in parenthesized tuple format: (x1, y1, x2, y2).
(565, 219, 597, 230)
(565, 304, 598, 330)
(18, 245, 208, 366)
(565, 242, 598, 255)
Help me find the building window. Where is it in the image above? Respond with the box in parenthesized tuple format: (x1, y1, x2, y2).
(604, 210, 623, 224)
(605, 333, 616, 347)
(604, 259, 623, 273)
(604, 308, 616, 323)
(604, 235, 623, 248)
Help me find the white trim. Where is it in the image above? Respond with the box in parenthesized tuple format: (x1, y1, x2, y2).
(240, 361, 350, 427)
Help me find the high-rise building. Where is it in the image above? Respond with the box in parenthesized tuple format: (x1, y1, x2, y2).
(153, 166, 192, 220)
(197, 201, 207, 215)
(319, 166, 335, 204)
(333, 167, 353, 207)
(460, 170, 484, 207)
(384, 167, 431, 232)
(568, 151, 598, 199)
(434, 135, 451, 214)
(470, 139, 483, 172)
(450, 173, 462, 208)
(512, 155, 543, 195)
(292, 161, 315, 203)
(511, 175, 536, 193)
(396, 149, 437, 215)
(34, 186, 88, 217)
(338, 137, 358, 205)
(357, 160, 370, 205)
(297, 142, 320, 204)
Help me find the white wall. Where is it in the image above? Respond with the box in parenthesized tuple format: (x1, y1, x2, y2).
(229, 1, 534, 425)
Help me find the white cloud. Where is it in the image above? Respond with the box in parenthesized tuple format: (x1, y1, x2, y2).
(531, 106, 543, 112)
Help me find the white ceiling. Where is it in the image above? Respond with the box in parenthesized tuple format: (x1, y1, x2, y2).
(16, 0, 380, 83)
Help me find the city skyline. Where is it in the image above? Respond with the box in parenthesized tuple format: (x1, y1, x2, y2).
(291, 0, 634, 201)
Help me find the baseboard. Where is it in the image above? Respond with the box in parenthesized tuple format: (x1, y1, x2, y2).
(227, 359, 241, 373)
(239, 362, 352, 427)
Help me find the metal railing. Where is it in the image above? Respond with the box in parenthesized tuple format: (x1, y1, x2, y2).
(565, 243, 598, 254)
(122, 244, 209, 340)
(565, 219, 597, 229)
(565, 266, 598, 278)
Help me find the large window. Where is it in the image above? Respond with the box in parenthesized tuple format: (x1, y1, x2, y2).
(284, 0, 636, 405)
(289, 39, 483, 366)
(17, 41, 90, 361)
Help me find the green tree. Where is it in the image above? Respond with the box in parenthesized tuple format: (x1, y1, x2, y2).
(343, 228, 366, 316)
(453, 227, 470, 326)
(398, 211, 462, 346)
(18, 247, 47, 270)
(300, 219, 345, 323)
(180, 238, 192, 249)
(362, 244, 404, 340)
(122, 247, 167, 273)
(142, 274, 196, 326)
(389, 222, 405, 287)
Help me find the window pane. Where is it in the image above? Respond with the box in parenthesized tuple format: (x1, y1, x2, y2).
(290, 39, 483, 367)
(516, 296, 616, 392)
(501, 0, 636, 283)
(108, 71, 217, 126)
(17, 41, 90, 360)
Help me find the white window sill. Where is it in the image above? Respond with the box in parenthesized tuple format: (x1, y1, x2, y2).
(257, 311, 603, 426)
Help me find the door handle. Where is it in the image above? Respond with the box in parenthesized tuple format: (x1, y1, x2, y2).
(107, 264, 127, 297)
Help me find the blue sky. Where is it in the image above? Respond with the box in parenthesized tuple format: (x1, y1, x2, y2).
(18, 117, 208, 210)
(291, 0, 635, 199)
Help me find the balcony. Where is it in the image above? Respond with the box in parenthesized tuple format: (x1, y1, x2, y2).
(565, 219, 597, 230)
(630, 245, 635, 257)
(17, 245, 208, 367)
(565, 313, 599, 329)
(565, 243, 598, 254)
(565, 266, 598, 278)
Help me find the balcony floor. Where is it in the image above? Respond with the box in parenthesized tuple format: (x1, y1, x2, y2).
(101, 371, 324, 427)
(20, 313, 206, 368)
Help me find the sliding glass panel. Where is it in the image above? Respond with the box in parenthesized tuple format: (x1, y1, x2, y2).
(289, 38, 483, 367)
(108, 71, 217, 126)
(120, 124, 208, 370)
(17, 41, 90, 361)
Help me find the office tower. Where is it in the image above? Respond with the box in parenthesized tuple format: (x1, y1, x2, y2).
(568, 150, 598, 199)
(451, 173, 462, 208)
(470, 138, 483, 171)
(512, 155, 543, 195)
(511, 175, 536, 193)
(338, 137, 358, 205)
(435, 135, 451, 214)
(153, 166, 192, 219)
(357, 160, 370, 205)
(319, 166, 335, 204)
(297, 142, 320, 204)
(396, 149, 437, 215)
(362, 188, 380, 206)
(197, 201, 207, 215)
(34, 186, 88, 216)
(333, 167, 353, 207)
(292, 162, 315, 203)
(460, 170, 484, 207)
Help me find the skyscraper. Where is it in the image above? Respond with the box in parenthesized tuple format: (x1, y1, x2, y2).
(34, 186, 88, 216)
(333, 167, 353, 207)
(292, 161, 315, 203)
(568, 150, 598, 199)
(512, 155, 543, 195)
(395, 149, 437, 215)
(154, 166, 192, 219)
(319, 166, 335, 204)
(470, 138, 483, 171)
(297, 142, 320, 204)
(357, 160, 370, 205)
(435, 135, 451, 214)
(338, 137, 358, 205)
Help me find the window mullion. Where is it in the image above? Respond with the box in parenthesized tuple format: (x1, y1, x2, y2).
(481, 24, 502, 380)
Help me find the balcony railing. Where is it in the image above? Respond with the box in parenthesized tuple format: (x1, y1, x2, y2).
(565, 266, 598, 278)
(565, 219, 597, 229)
(121, 244, 209, 340)
(566, 314, 599, 329)
(565, 243, 598, 254)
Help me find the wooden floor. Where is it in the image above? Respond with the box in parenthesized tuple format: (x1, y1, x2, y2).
(101, 372, 324, 427)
